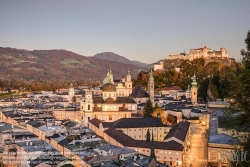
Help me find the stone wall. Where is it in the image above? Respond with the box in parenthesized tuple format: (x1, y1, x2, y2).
(204, 58, 234, 67)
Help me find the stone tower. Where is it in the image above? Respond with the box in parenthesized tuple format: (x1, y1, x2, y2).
(191, 74, 198, 105)
(80, 90, 93, 126)
(148, 69, 154, 103)
(125, 70, 133, 96)
(146, 129, 150, 142)
(68, 83, 75, 103)
(148, 131, 157, 167)
(84, 90, 93, 112)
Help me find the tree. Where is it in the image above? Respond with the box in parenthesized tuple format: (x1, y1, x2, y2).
(154, 103, 159, 110)
(166, 114, 177, 125)
(143, 99, 154, 117)
(223, 31, 250, 166)
(72, 96, 76, 102)
(152, 107, 167, 124)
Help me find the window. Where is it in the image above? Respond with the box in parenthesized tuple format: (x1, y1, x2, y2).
(170, 162, 172, 166)
(88, 104, 90, 110)
(211, 156, 217, 161)
(139, 135, 141, 138)
(134, 135, 136, 138)
(109, 93, 111, 97)
(104, 93, 106, 97)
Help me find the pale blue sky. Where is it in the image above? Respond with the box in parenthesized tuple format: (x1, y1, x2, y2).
(0, 0, 249, 63)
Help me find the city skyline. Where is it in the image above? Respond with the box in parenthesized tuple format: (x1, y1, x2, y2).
(1, 0, 250, 63)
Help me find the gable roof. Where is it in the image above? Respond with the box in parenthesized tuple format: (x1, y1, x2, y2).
(112, 118, 164, 128)
(161, 86, 182, 91)
(89, 118, 101, 128)
(104, 128, 183, 151)
(116, 97, 136, 104)
(130, 86, 150, 98)
(164, 121, 190, 142)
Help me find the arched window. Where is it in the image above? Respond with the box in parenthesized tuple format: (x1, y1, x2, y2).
(88, 104, 90, 110)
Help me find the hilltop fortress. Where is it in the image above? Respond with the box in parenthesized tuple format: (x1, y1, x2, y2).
(154, 46, 234, 71)
(169, 45, 228, 61)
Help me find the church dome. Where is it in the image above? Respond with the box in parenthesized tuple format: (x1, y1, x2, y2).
(103, 77, 111, 85)
(103, 83, 116, 92)
(104, 97, 117, 104)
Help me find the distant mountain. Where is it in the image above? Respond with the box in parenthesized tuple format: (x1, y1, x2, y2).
(93, 52, 149, 68)
(0, 47, 146, 82)
(132, 60, 149, 68)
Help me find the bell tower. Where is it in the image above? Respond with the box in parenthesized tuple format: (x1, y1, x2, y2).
(68, 83, 75, 103)
(191, 74, 198, 105)
(84, 90, 93, 112)
(125, 70, 132, 96)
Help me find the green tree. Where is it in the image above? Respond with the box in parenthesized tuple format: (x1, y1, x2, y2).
(154, 103, 159, 110)
(143, 99, 154, 117)
(223, 31, 250, 166)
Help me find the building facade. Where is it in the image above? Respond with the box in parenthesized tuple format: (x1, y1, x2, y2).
(80, 70, 137, 126)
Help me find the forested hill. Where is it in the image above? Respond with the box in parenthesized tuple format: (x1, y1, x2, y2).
(93, 52, 149, 68)
(0, 47, 146, 82)
(134, 58, 239, 100)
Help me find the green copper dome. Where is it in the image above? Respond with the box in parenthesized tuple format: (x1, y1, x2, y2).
(103, 77, 111, 85)
(186, 85, 191, 93)
(191, 74, 197, 88)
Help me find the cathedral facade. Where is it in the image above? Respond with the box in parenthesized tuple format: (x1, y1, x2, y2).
(80, 70, 137, 126)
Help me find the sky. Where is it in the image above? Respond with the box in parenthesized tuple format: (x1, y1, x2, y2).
(0, 0, 250, 64)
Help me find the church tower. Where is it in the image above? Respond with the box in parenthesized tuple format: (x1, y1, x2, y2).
(186, 85, 191, 99)
(148, 69, 154, 103)
(84, 90, 93, 112)
(109, 69, 114, 84)
(68, 83, 75, 103)
(125, 70, 132, 96)
(148, 131, 157, 167)
(191, 74, 198, 105)
(80, 90, 93, 126)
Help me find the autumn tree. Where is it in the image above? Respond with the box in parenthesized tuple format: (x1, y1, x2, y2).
(152, 107, 167, 124)
(166, 114, 177, 125)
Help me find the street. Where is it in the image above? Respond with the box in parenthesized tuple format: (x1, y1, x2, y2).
(183, 123, 208, 167)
